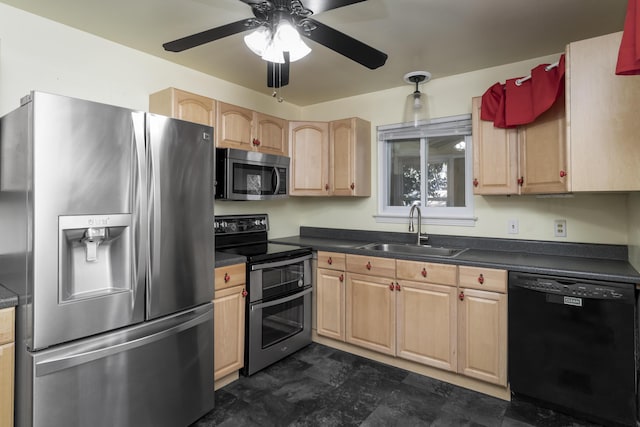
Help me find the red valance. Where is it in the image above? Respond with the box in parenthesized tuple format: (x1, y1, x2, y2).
(616, 0, 640, 75)
(480, 54, 565, 128)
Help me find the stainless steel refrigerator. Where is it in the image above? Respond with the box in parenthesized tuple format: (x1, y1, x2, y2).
(0, 91, 215, 426)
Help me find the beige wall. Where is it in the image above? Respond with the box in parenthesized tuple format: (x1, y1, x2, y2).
(0, 3, 633, 249)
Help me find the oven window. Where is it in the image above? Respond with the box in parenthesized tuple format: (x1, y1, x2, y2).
(262, 295, 304, 349)
(261, 262, 305, 300)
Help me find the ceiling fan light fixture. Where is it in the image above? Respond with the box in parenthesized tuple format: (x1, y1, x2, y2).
(244, 26, 270, 56)
(403, 71, 432, 126)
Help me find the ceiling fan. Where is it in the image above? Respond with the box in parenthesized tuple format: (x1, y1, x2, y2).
(163, 0, 388, 88)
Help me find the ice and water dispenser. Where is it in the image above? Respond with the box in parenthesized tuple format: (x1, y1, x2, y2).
(58, 214, 132, 302)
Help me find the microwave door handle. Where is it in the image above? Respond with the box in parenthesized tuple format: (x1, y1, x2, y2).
(272, 167, 280, 194)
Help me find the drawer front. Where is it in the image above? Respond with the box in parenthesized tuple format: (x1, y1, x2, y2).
(0, 307, 14, 345)
(215, 263, 246, 291)
(346, 254, 396, 278)
(317, 251, 346, 271)
(396, 259, 457, 286)
(458, 266, 507, 293)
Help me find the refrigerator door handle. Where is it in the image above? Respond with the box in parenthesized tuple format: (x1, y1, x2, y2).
(132, 111, 148, 310)
(147, 120, 162, 313)
(34, 308, 211, 377)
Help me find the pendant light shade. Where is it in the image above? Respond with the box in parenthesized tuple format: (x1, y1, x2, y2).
(403, 71, 431, 126)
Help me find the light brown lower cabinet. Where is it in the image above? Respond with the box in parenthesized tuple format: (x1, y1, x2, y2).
(396, 280, 458, 372)
(315, 252, 508, 388)
(0, 307, 15, 427)
(213, 264, 246, 385)
(457, 266, 508, 386)
(345, 273, 396, 356)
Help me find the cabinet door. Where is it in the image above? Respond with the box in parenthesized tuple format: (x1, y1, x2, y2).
(346, 273, 395, 355)
(0, 342, 14, 427)
(471, 97, 519, 195)
(149, 88, 215, 127)
(316, 268, 346, 341)
(289, 121, 330, 196)
(255, 112, 288, 156)
(330, 118, 371, 196)
(216, 102, 254, 150)
(568, 32, 640, 191)
(519, 93, 568, 194)
(457, 288, 507, 386)
(213, 285, 246, 380)
(396, 280, 457, 372)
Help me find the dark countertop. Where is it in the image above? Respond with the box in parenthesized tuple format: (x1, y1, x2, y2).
(272, 228, 640, 284)
(0, 284, 18, 309)
(215, 251, 246, 268)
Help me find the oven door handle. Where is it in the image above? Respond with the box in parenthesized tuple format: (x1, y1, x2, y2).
(250, 253, 312, 271)
(251, 287, 312, 311)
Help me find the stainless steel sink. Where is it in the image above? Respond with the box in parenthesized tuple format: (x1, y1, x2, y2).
(356, 243, 468, 258)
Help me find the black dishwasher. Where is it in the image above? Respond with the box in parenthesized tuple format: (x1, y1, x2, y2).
(508, 272, 638, 426)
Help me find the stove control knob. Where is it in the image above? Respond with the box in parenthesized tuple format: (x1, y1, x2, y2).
(254, 220, 262, 226)
(213, 221, 219, 229)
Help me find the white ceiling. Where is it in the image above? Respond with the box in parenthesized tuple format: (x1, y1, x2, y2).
(1, 0, 628, 106)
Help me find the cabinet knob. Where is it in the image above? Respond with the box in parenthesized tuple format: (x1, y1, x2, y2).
(389, 282, 395, 291)
(241, 289, 247, 298)
(325, 184, 330, 191)
(473, 178, 479, 187)
(350, 183, 355, 190)
(478, 274, 484, 284)
(252, 138, 261, 146)
(395, 283, 401, 292)
(327, 257, 333, 265)
(458, 291, 465, 301)
(421, 268, 427, 278)
(560, 170, 567, 178)
(339, 274, 344, 282)
(366, 261, 372, 270)
(517, 177, 524, 186)
(224, 273, 230, 283)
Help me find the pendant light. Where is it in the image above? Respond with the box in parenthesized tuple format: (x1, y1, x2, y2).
(403, 71, 431, 126)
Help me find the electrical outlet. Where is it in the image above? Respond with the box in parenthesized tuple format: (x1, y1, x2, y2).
(508, 219, 519, 234)
(554, 219, 567, 237)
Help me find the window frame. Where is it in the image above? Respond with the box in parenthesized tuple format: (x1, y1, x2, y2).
(375, 115, 476, 226)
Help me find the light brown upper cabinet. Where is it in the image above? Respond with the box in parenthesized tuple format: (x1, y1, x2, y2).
(567, 32, 640, 192)
(149, 87, 216, 127)
(472, 95, 568, 195)
(216, 101, 288, 156)
(289, 118, 371, 197)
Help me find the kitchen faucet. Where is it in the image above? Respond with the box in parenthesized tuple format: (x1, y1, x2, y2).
(408, 201, 429, 245)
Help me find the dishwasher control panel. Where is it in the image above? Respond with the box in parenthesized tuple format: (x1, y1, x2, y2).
(510, 274, 635, 301)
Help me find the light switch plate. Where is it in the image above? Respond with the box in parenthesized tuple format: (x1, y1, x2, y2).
(508, 219, 519, 234)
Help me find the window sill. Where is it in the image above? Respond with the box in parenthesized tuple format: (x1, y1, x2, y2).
(373, 213, 477, 227)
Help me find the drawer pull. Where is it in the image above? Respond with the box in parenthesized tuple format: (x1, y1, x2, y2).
(389, 282, 395, 291)
(459, 291, 465, 301)
(366, 261, 372, 270)
(478, 274, 485, 285)
(395, 283, 401, 292)
(224, 273, 230, 283)
(327, 257, 333, 265)
(421, 268, 427, 278)
(339, 274, 344, 282)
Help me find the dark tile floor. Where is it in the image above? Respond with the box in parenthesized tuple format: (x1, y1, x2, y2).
(192, 343, 603, 427)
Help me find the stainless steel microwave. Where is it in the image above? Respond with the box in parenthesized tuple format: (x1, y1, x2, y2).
(215, 148, 289, 200)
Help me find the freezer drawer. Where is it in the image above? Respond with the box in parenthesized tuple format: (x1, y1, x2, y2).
(22, 304, 213, 427)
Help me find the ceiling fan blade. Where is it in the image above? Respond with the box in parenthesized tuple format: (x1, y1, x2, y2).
(267, 53, 290, 88)
(163, 19, 257, 52)
(302, 0, 367, 14)
(301, 19, 387, 69)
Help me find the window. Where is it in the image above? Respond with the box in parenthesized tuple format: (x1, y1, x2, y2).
(376, 115, 475, 225)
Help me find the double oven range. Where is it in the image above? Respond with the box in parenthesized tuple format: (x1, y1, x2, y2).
(215, 214, 312, 375)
